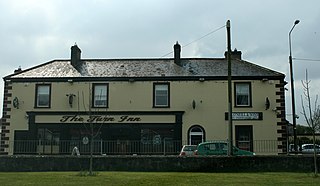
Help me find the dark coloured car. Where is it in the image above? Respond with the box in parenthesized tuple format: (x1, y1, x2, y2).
(194, 141, 255, 156)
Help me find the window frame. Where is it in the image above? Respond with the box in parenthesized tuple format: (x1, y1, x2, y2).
(92, 83, 109, 108)
(234, 82, 252, 107)
(153, 82, 170, 108)
(35, 84, 51, 108)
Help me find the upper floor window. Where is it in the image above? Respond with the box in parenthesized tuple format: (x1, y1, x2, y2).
(235, 82, 251, 107)
(35, 84, 51, 108)
(92, 84, 108, 108)
(153, 83, 170, 108)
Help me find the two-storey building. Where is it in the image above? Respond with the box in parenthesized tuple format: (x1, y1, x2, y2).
(1, 43, 286, 155)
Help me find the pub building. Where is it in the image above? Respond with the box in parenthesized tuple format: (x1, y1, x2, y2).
(0, 43, 286, 155)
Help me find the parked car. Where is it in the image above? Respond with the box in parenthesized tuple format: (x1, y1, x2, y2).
(194, 141, 255, 156)
(301, 144, 320, 154)
(179, 145, 197, 156)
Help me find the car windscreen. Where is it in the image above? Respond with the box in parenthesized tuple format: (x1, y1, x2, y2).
(184, 146, 197, 151)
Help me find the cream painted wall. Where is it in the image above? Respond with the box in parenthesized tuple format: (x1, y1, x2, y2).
(8, 79, 282, 154)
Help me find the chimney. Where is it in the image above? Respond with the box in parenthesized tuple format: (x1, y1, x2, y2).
(14, 66, 22, 74)
(224, 48, 242, 60)
(71, 44, 81, 69)
(173, 41, 182, 66)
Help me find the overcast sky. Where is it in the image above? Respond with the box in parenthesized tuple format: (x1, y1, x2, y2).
(1, 0, 320, 125)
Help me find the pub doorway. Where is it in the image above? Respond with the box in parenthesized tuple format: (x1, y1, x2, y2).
(188, 125, 205, 145)
(235, 125, 253, 152)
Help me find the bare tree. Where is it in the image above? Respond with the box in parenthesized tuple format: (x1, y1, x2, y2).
(79, 85, 104, 176)
(301, 69, 320, 176)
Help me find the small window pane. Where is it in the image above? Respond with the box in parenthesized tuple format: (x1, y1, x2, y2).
(94, 85, 108, 107)
(236, 84, 250, 106)
(37, 85, 50, 107)
(155, 84, 168, 107)
(191, 127, 203, 133)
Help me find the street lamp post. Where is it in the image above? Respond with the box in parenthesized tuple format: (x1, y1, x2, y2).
(289, 20, 300, 152)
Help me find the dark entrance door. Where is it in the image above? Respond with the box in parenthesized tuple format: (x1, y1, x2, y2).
(190, 135, 203, 145)
(235, 125, 253, 152)
(189, 126, 205, 145)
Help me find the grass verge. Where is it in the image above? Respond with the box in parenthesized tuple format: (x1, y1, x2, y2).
(0, 172, 319, 186)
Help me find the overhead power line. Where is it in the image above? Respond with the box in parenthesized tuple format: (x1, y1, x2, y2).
(182, 25, 226, 48)
(293, 58, 320, 62)
(161, 24, 226, 57)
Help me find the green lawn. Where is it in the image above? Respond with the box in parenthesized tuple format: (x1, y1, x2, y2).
(0, 172, 319, 186)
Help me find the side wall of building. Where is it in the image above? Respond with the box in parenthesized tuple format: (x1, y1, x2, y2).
(1, 81, 12, 155)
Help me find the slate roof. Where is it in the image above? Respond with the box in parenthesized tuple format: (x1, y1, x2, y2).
(6, 58, 284, 80)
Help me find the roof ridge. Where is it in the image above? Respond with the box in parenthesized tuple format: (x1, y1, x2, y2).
(52, 57, 227, 61)
(5, 58, 285, 79)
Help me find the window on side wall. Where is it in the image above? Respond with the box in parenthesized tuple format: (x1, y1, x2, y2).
(153, 83, 170, 108)
(92, 84, 108, 108)
(235, 82, 251, 107)
(35, 84, 51, 108)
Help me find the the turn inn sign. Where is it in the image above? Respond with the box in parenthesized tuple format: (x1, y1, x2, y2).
(34, 114, 176, 124)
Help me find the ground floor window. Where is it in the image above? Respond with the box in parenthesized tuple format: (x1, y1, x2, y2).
(14, 124, 180, 155)
(188, 125, 205, 145)
(37, 128, 60, 154)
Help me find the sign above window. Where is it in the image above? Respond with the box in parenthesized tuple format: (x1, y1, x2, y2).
(225, 112, 263, 120)
(35, 114, 176, 124)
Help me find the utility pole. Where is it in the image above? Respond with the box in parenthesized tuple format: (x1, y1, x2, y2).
(226, 20, 233, 156)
